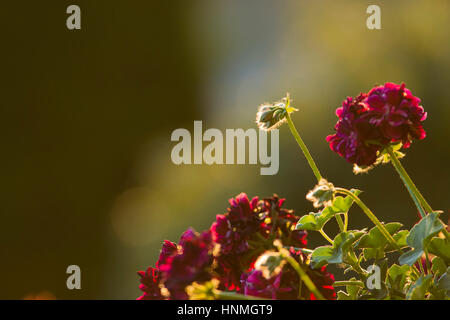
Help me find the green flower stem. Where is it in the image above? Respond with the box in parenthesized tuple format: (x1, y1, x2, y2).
(387, 148, 450, 258)
(319, 229, 334, 244)
(386, 147, 432, 216)
(424, 249, 431, 274)
(333, 281, 365, 288)
(343, 212, 349, 232)
(335, 214, 345, 232)
(335, 187, 402, 253)
(285, 111, 323, 182)
(281, 251, 326, 300)
(216, 291, 269, 300)
(398, 173, 427, 219)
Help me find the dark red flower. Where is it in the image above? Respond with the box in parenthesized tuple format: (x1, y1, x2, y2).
(211, 193, 264, 290)
(327, 94, 387, 166)
(156, 240, 178, 268)
(307, 265, 336, 300)
(327, 83, 426, 166)
(137, 267, 164, 300)
(137, 240, 177, 300)
(212, 193, 308, 290)
(365, 82, 426, 148)
(240, 270, 285, 299)
(159, 228, 215, 299)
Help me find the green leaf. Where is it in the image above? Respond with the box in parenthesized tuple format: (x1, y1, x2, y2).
(336, 277, 362, 300)
(391, 230, 409, 248)
(406, 275, 433, 300)
(358, 223, 403, 248)
(435, 267, 450, 298)
(295, 211, 334, 231)
(428, 237, 450, 265)
(431, 256, 447, 278)
(296, 189, 361, 231)
(357, 223, 404, 260)
(399, 212, 443, 266)
(311, 231, 365, 268)
(362, 248, 382, 260)
(336, 291, 352, 300)
(386, 264, 410, 292)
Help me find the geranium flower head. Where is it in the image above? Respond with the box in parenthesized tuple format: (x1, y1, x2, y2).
(211, 193, 263, 289)
(159, 228, 215, 299)
(327, 83, 426, 167)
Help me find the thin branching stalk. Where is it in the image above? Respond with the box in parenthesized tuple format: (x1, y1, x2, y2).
(335, 187, 402, 253)
(319, 229, 334, 244)
(343, 212, 349, 232)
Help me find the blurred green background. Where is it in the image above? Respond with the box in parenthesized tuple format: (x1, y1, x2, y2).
(0, 0, 448, 299)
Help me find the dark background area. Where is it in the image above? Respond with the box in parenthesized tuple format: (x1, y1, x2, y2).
(0, 1, 448, 299)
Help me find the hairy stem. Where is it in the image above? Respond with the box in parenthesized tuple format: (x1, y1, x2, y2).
(285, 111, 323, 182)
(386, 147, 432, 216)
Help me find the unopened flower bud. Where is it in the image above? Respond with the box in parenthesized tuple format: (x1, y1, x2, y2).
(256, 94, 298, 131)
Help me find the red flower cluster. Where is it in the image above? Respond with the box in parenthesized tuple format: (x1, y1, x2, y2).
(137, 193, 334, 300)
(137, 240, 177, 300)
(211, 194, 263, 289)
(212, 193, 308, 290)
(327, 83, 426, 166)
(137, 230, 214, 300)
